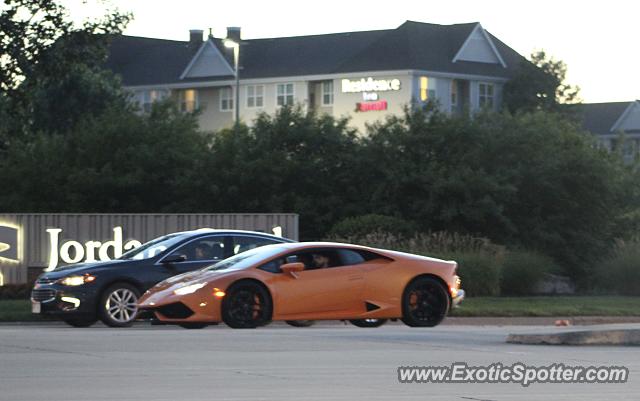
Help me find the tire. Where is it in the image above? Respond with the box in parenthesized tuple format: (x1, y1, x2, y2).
(63, 317, 97, 328)
(179, 323, 209, 329)
(99, 283, 141, 328)
(349, 318, 388, 328)
(401, 276, 450, 328)
(285, 320, 316, 327)
(222, 281, 272, 329)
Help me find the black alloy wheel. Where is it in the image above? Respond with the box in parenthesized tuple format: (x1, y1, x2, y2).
(222, 281, 272, 329)
(401, 276, 450, 327)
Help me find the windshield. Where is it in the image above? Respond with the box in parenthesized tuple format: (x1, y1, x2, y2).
(203, 244, 288, 272)
(119, 233, 185, 260)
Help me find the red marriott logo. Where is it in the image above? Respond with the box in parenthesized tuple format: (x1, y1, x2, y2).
(356, 100, 388, 112)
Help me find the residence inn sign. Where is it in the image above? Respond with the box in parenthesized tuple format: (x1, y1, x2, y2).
(0, 213, 298, 285)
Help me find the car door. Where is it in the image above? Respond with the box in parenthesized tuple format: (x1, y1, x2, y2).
(271, 248, 365, 318)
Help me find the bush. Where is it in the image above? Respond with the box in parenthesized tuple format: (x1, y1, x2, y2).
(447, 252, 503, 297)
(595, 240, 640, 295)
(0, 284, 31, 300)
(500, 250, 556, 296)
(328, 214, 417, 238)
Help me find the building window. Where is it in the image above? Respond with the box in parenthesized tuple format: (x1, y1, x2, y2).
(479, 83, 494, 108)
(277, 83, 294, 106)
(246, 85, 264, 108)
(322, 81, 334, 106)
(220, 87, 234, 111)
(137, 89, 168, 112)
(179, 89, 198, 112)
(420, 77, 436, 102)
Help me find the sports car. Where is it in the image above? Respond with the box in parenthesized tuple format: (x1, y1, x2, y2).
(137, 242, 465, 329)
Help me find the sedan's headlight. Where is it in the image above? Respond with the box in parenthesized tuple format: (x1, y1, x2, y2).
(59, 275, 96, 286)
(173, 283, 206, 295)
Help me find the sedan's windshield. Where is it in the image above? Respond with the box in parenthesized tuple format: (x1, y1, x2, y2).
(119, 233, 185, 260)
(203, 244, 288, 271)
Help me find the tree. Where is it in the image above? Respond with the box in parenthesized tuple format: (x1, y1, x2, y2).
(0, 0, 131, 142)
(503, 50, 580, 114)
(361, 106, 629, 284)
(0, 101, 209, 212)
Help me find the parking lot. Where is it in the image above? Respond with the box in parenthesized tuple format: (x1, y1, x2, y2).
(0, 322, 638, 401)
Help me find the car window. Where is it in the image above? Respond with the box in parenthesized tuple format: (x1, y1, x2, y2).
(167, 236, 226, 262)
(119, 233, 184, 260)
(231, 236, 282, 256)
(338, 249, 366, 266)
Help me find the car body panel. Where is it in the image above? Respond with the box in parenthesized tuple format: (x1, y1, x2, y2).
(138, 242, 462, 324)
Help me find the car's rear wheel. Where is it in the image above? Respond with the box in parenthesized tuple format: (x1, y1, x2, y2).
(222, 281, 272, 329)
(99, 283, 141, 328)
(401, 276, 450, 327)
(179, 323, 209, 329)
(63, 317, 98, 328)
(349, 318, 387, 328)
(285, 320, 315, 327)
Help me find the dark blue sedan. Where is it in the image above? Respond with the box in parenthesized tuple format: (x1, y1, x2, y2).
(31, 229, 293, 327)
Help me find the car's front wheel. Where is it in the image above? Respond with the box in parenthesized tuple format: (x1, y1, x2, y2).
(222, 281, 272, 329)
(401, 276, 450, 328)
(63, 317, 98, 328)
(349, 319, 387, 328)
(99, 283, 141, 328)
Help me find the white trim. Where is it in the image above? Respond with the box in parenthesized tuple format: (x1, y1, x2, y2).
(219, 87, 234, 112)
(452, 23, 507, 68)
(179, 39, 235, 80)
(276, 82, 295, 107)
(611, 101, 640, 132)
(246, 84, 265, 109)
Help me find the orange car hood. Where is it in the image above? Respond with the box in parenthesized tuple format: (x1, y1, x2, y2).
(148, 268, 244, 293)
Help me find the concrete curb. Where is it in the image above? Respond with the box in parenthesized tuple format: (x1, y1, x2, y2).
(506, 329, 640, 345)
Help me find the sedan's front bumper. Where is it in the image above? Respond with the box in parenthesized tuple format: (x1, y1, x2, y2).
(30, 285, 97, 318)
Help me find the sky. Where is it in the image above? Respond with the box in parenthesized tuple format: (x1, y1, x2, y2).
(61, 0, 639, 103)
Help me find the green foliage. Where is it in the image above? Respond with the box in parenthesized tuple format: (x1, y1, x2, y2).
(328, 214, 417, 238)
(503, 50, 581, 114)
(0, 284, 30, 300)
(594, 240, 640, 296)
(204, 106, 362, 239)
(0, 102, 209, 212)
(448, 252, 503, 297)
(361, 107, 627, 284)
(500, 250, 557, 296)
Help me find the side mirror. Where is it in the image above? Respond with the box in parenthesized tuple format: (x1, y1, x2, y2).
(281, 262, 305, 278)
(162, 254, 187, 264)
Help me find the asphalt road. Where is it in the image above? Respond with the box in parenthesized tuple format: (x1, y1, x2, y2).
(0, 322, 638, 401)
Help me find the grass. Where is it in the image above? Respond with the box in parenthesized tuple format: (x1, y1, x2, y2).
(0, 299, 50, 321)
(451, 296, 640, 317)
(1, 296, 640, 321)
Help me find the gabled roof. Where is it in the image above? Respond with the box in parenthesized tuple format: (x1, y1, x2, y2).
(573, 102, 635, 136)
(106, 20, 526, 87)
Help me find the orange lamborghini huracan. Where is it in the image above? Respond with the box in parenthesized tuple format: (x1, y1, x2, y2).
(137, 242, 464, 329)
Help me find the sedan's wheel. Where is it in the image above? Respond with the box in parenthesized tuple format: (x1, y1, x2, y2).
(222, 281, 272, 329)
(285, 320, 316, 327)
(179, 323, 209, 329)
(349, 318, 388, 328)
(401, 277, 450, 328)
(63, 318, 98, 328)
(99, 283, 141, 328)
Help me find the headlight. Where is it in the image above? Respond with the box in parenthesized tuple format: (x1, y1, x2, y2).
(173, 282, 206, 295)
(59, 275, 96, 286)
